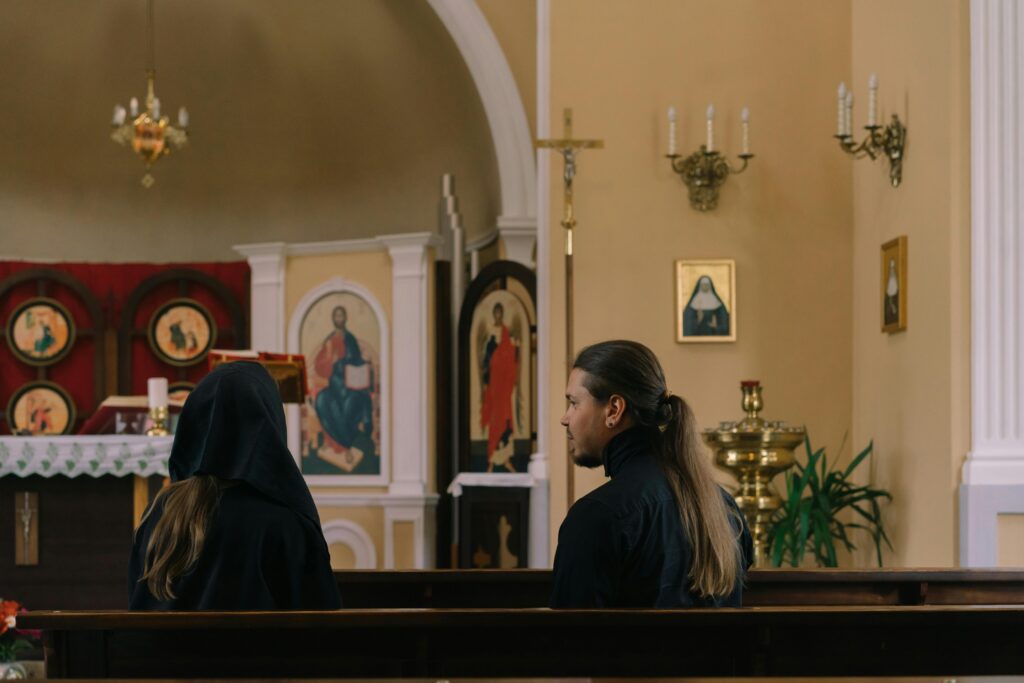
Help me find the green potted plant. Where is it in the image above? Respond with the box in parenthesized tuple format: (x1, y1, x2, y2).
(767, 435, 893, 567)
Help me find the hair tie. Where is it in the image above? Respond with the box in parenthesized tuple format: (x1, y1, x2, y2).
(659, 390, 673, 406)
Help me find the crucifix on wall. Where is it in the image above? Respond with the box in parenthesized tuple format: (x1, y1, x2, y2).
(535, 108, 603, 505)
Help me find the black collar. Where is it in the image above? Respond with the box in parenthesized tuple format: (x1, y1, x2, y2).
(602, 427, 651, 478)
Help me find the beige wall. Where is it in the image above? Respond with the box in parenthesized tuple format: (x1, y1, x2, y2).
(0, 0, 499, 261)
(850, 0, 970, 567)
(546, 0, 855, 560)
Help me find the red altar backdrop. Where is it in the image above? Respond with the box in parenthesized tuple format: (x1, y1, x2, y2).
(0, 261, 249, 435)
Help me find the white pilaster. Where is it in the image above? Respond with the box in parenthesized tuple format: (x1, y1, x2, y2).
(497, 216, 538, 269)
(961, 0, 1024, 565)
(530, 0, 552, 569)
(233, 242, 286, 352)
(381, 233, 441, 496)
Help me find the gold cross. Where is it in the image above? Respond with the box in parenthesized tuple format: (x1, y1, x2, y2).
(535, 108, 603, 508)
(535, 108, 604, 253)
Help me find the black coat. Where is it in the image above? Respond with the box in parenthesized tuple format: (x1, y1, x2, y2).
(129, 362, 341, 610)
(551, 428, 752, 608)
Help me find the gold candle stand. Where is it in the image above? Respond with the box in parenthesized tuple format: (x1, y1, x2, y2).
(702, 381, 805, 567)
(145, 405, 170, 437)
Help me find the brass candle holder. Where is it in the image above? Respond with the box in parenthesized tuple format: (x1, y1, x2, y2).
(145, 405, 170, 437)
(702, 380, 805, 567)
(834, 115, 906, 187)
(666, 148, 753, 212)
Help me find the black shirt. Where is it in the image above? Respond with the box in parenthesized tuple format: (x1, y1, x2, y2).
(550, 428, 753, 608)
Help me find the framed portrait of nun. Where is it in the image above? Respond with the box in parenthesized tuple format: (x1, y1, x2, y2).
(881, 236, 907, 333)
(675, 259, 736, 343)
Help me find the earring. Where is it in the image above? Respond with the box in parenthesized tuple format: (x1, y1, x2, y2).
(606, 420, 614, 428)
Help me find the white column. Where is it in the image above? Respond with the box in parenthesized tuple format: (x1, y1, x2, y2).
(232, 242, 286, 352)
(530, 0, 552, 569)
(381, 234, 440, 496)
(497, 216, 537, 269)
(961, 0, 1024, 565)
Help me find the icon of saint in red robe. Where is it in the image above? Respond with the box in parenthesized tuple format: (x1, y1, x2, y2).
(480, 302, 519, 472)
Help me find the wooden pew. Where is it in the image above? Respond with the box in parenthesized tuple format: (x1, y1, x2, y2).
(22, 606, 1024, 678)
(334, 568, 1024, 608)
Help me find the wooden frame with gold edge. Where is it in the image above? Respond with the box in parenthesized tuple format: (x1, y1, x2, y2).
(675, 259, 736, 343)
(5, 296, 76, 366)
(6, 380, 77, 436)
(880, 236, 907, 333)
(147, 298, 218, 367)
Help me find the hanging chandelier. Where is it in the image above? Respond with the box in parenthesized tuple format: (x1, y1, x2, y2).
(110, 0, 188, 188)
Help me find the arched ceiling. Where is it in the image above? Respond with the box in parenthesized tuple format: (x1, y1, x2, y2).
(0, 0, 501, 261)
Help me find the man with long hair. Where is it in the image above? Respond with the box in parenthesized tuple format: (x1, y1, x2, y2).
(552, 340, 752, 607)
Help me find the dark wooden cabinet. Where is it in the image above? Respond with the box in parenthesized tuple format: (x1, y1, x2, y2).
(0, 475, 136, 610)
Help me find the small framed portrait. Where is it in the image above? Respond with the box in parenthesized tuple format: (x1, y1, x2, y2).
(675, 259, 736, 343)
(6, 381, 77, 436)
(5, 297, 76, 366)
(881, 236, 907, 333)
(148, 298, 217, 367)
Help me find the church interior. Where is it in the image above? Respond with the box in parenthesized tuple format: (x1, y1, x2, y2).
(2, 0, 1024, 678)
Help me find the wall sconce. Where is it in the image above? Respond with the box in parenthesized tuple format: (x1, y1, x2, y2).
(834, 74, 906, 187)
(665, 104, 754, 212)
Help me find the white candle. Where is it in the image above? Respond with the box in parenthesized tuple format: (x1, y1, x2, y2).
(178, 106, 189, 128)
(706, 104, 715, 153)
(741, 107, 750, 155)
(152, 98, 161, 120)
(112, 105, 126, 126)
(667, 106, 677, 156)
(129, 97, 139, 118)
(837, 83, 847, 136)
(867, 73, 878, 127)
(844, 91, 854, 137)
(148, 377, 168, 409)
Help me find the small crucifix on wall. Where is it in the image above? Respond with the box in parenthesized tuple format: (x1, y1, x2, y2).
(15, 491, 39, 566)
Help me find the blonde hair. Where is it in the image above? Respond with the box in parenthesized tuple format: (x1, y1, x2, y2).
(136, 475, 225, 601)
(574, 340, 740, 598)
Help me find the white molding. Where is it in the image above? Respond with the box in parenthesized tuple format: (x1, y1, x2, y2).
(383, 239, 433, 496)
(286, 277, 391, 487)
(233, 242, 286, 352)
(312, 492, 440, 507)
(287, 233, 442, 257)
(961, 0, 1024, 566)
(530, 0, 552, 569)
(384, 505, 435, 569)
(321, 519, 378, 569)
(960, 484, 1024, 566)
(425, 0, 536, 224)
(497, 217, 537, 268)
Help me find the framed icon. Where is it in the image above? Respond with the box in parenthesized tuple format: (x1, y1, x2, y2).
(881, 236, 907, 333)
(148, 298, 217, 367)
(5, 297, 76, 366)
(6, 381, 77, 436)
(675, 259, 736, 343)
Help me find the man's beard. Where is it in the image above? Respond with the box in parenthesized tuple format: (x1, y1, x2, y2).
(573, 452, 603, 469)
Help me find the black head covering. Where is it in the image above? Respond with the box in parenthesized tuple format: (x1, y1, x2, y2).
(169, 361, 321, 527)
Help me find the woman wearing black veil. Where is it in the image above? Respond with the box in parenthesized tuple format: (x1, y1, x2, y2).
(129, 362, 341, 610)
(682, 275, 730, 337)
